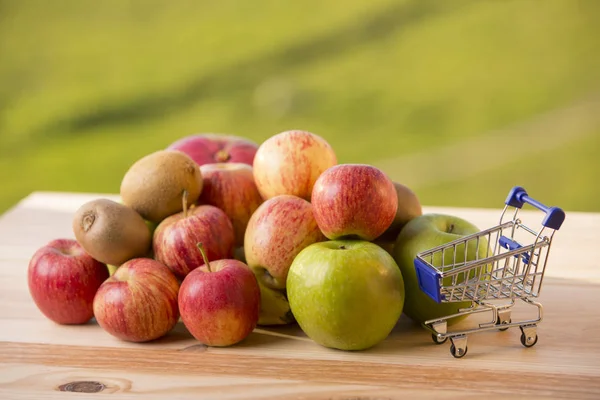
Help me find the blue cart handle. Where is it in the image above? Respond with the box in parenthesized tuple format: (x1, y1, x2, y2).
(505, 186, 565, 230)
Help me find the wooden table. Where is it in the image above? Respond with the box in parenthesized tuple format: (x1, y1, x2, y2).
(1, 192, 599, 399)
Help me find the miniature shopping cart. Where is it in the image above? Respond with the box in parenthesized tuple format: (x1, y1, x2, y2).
(414, 186, 565, 358)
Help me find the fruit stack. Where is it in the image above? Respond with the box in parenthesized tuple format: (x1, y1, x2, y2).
(27, 130, 486, 350)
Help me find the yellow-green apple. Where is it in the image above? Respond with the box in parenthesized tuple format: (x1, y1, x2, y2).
(252, 130, 337, 200)
(153, 204, 235, 280)
(311, 164, 397, 241)
(167, 133, 258, 166)
(287, 240, 405, 351)
(379, 181, 423, 241)
(393, 213, 490, 325)
(178, 244, 260, 346)
(254, 279, 294, 325)
(27, 239, 109, 325)
(107, 264, 119, 276)
(145, 219, 158, 237)
(93, 258, 180, 342)
(197, 163, 264, 246)
(244, 194, 325, 325)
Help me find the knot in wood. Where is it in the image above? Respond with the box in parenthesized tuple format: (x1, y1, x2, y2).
(58, 381, 105, 393)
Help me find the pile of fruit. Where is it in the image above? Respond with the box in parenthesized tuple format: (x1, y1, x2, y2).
(27, 130, 486, 350)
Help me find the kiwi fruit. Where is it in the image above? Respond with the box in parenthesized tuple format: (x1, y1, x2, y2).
(120, 150, 203, 223)
(72, 198, 152, 266)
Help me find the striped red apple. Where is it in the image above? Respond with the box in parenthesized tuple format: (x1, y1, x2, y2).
(27, 238, 109, 325)
(244, 194, 326, 325)
(252, 130, 337, 201)
(178, 243, 260, 347)
(311, 164, 398, 241)
(167, 133, 259, 166)
(198, 163, 264, 246)
(93, 258, 180, 342)
(153, 201, 235, 280)
(244, 195, 325, 290)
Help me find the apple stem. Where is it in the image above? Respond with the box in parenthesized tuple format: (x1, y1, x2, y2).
(215, 150, 230, 162)
(196, 242, 212, 272)
(182, 190, 189, 219)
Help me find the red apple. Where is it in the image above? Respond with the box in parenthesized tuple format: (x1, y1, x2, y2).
(252, 130, 337, 200)
(244, 194, 325, 325)
(167, 133, 259, 166)
(198, 163, 264, 246)
(93, 258, 180, 342)
(179, 243, 260, 347)
(27, 238, 109, 325)
(311, 164, 398, 241)
(244, 195, 326, 290)
(153, 201, 235, 280)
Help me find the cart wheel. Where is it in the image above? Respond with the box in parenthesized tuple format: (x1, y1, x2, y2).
(520, 332, 538, 348)
(431, 333, 447, 345)
(450, 344, 468, 358)
(496, 316, 511, 331)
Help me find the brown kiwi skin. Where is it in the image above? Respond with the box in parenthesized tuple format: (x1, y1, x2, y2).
(72, 198, 152, 266)
(119, 150, 203, 223)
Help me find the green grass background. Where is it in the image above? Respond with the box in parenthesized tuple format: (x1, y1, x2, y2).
(1, 0, 599, 214)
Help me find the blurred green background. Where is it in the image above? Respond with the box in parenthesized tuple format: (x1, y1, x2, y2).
(1, 0, 599, 214)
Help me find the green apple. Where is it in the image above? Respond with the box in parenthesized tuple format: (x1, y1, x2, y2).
(393, 213, 490, 325)
(107, 264, 119, 276)
(145, 219, 158, 236)
(255, 278, 295, 326)
(287, 240, 405, 351)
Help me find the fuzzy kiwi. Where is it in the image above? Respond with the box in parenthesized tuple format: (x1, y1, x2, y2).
(120, 150, 203, 223)
(72, 198, 152, 266)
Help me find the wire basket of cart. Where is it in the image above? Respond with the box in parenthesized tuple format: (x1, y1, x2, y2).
(414, 186, 565, 358)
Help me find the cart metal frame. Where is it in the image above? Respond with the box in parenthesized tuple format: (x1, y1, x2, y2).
(414, 186, 565, 358)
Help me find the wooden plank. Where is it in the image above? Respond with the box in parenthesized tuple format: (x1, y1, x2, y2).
(0, 363, 406, 400)
(1, 191, 599, 398)
(2, 343, 600, 399)
(0, 363, 541, 400)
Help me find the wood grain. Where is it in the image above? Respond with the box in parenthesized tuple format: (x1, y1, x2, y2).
(1, 191, 599, 399)
(2, 342, 599, 399)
